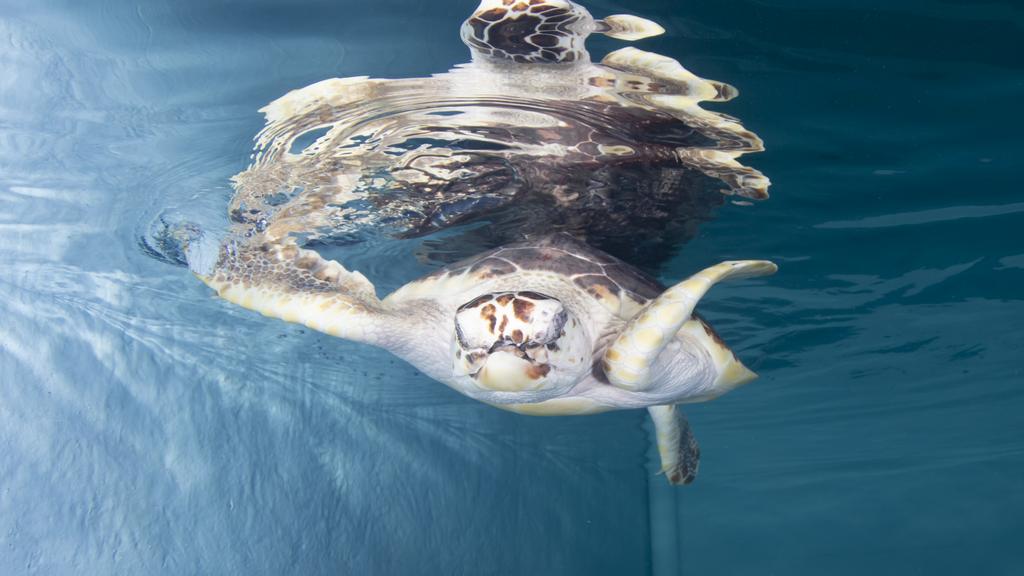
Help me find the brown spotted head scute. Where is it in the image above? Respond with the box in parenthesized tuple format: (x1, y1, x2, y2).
(452, 290, 591, 395)
(460, 0, 595, 64)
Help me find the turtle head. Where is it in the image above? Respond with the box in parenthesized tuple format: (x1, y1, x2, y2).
(460, 0, 595, 65)
(452, 291, 590, 397)
(460, 0, 665, 65)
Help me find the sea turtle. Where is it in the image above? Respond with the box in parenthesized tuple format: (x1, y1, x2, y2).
(191, 232, 777, 484)
(227, 0, 769, 266)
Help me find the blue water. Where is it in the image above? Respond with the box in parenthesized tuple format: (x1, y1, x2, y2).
(1, 1, 1022, 575)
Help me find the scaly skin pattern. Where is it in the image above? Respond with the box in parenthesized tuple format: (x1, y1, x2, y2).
(648, 405, 700, 485)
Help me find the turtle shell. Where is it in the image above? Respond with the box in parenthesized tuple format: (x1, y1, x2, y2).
(389, 233, 664, 318)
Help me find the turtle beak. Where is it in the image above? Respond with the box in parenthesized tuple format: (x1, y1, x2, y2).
(476, 348, 551, 392)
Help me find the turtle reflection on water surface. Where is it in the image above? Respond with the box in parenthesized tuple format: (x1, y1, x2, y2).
(230, 0, 768, 266)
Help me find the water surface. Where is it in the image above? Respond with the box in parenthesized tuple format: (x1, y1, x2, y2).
(1, 0, 1022, 574)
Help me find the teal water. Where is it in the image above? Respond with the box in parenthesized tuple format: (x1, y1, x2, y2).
(1, 1, 1022, 575)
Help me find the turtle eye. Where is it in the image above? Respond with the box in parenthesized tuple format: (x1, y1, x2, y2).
(487, 339, 511, 354)
(455, 322, 471, 349)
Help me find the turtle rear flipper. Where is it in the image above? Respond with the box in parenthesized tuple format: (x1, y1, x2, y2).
(648, 404, 700, 485)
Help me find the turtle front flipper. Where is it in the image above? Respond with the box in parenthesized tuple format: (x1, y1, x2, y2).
(603, 260, 778, 392)
(648, 404, 700, 485)
(193, 235, 400, 348)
